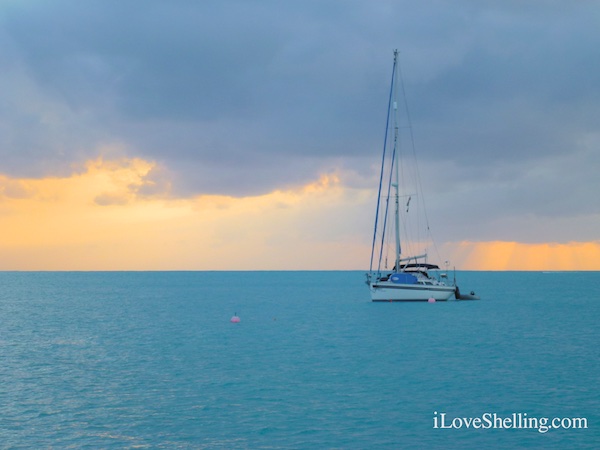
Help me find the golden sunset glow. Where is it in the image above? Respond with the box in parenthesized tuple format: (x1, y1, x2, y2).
(444, 241, 600, 271)
(0, 158, 371, 270)
(1, 158, 599, 271)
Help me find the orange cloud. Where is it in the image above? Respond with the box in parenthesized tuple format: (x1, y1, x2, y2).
(444, 241, 600, 271)
(0, 158, 371, 270)
(3, 158, 596, 271)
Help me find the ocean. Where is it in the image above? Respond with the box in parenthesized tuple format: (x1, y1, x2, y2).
(0, 271, 598, 449)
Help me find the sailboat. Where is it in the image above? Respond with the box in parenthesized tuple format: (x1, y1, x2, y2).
(366, 50, 479, 302)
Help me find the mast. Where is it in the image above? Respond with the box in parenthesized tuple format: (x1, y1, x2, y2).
(369, 50, 397, 277)
(392, 49, 402, 271)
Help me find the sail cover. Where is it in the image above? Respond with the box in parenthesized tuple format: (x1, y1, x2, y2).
(390, 273, 418, 284)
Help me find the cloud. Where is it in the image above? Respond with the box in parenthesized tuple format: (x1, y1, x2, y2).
(0, 157, 373, 270)
(0, 0, 598, 251)
(0, 177, 34, 199)
(0, 156, 598, 271)
(444, 240, 600, 271)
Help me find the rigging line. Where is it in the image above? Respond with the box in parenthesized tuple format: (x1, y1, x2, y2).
(369, 53, 397, 274)
(397, 53, 442, 262)
(377, 140, 396, 273)
(377, 53, 400, 274)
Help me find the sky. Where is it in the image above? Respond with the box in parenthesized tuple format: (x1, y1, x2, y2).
(0, 0, 599, 270)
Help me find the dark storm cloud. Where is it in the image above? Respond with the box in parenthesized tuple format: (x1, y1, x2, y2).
(0, 0, 598, 242)
(0, 0, 389, 191)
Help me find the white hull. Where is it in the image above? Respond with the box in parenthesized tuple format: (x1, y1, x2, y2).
(370, 281, 456, 302)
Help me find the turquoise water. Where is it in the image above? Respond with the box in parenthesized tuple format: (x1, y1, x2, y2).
(0, 271, 598, 449)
